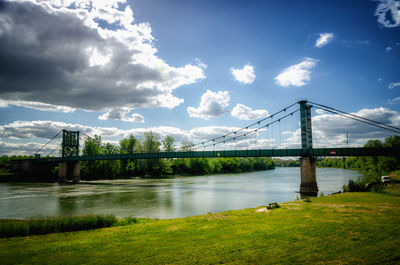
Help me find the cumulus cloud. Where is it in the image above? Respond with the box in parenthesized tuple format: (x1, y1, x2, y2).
(231, 104, 269, 120)
(187, 90, 230, 119)
(0, 140, 60, 156)
(311, 107, 400, 147)
(274, 58, 318, 87)
(0, 0, 205, 119)
(98, 108, 144, 123)
(0, 120, 255, 154)
(281, 107, 400, 148)
(375, 0, 400, 28)
(1, 105, 399, 154)
(230, 64, 256, 84)
(388, 82, 400, 89)
(315, 33, 334, 48)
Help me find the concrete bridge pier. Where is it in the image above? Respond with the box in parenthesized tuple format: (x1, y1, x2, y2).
(300, 157, 318, 195)
(58, 162, 80, 183)
(72, 162, 81, 183)
(58, 162, 68, 183)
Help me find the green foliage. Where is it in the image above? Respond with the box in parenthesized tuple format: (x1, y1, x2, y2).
(78, 132, 275, 179)
(342, 179, 368, 192)
(318, 135, 400, 189)
(0, 214, 117, 238)
(162, 136, 175, 152)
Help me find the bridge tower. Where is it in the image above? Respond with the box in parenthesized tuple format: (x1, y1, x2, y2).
(299, 101, 318, 195)
(59, 130, 81, 183)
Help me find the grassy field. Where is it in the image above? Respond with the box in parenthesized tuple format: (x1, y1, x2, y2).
(1, 192, 400, 264)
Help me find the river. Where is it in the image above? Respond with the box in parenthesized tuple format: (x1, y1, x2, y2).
(0, 167, 361, 219)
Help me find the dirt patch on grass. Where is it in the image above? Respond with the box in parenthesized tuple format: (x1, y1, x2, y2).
(256, 207, 268, 213)
(202, 214, 230, 221)
(166, 225, 180, 232)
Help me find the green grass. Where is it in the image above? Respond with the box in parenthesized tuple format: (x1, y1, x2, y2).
(1, 192, 400, 264)
(0, 214, 117, 238)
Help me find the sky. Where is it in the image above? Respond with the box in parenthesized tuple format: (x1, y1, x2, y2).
(0, 0, 399, 155)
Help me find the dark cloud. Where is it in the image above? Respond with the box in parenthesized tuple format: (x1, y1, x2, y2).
(0, 1, 205, 114)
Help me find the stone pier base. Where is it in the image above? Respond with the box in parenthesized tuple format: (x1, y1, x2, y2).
(58, 162, 68, 183)
(58, 162, 80, 183)
(72, 162, 80, 183)
(300, 157, 318, 195)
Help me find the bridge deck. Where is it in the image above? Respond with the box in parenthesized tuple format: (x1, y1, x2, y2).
(33, 147, 400, 162)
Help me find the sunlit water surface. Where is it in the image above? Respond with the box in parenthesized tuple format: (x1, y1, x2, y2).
(0, 168, 361, 219)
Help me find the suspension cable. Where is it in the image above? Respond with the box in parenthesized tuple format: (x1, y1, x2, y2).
(46, 142, 62, 157)
(194, 109, 300, 150)
(308, 101, 400, 133)
(311, 105, 400, 134)
(35, 130, 62, 154)
(176, 102, 298, 151)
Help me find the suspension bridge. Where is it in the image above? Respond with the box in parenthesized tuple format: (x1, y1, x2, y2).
(11, 100, 400, 195)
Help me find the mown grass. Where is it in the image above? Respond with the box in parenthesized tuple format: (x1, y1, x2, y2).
(1, 192, 400, 264)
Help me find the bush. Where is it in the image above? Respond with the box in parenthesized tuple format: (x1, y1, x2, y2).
(0, 214, 117, 238)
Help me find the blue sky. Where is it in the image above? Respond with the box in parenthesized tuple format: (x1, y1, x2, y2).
(0, 0, 399, 155)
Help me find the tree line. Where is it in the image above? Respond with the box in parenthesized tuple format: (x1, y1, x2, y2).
(316, 135, 400, 183)
(80, 132, 275, 179)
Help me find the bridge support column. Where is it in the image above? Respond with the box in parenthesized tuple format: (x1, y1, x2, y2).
(300, 157, 318, 195)
(72, 162, 80, 183)
(58, 162, 67, 183)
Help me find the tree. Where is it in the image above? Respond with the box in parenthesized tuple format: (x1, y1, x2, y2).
(120, 135, 137, 154)
(162, 136, 175, 152)
(143, 131, 160, 152)
(142, 131, 163, 177)
(119, 135, 138, 176)
(81, 135, 102, 179)
(100, 143, 121, 178)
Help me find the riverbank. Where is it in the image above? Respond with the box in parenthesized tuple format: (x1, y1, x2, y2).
(1, 191, 399, 264)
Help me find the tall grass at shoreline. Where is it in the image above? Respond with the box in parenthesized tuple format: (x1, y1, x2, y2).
(0, 214, 119, 238)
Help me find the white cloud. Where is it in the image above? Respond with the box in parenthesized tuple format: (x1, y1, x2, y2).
(315, 33, 334, 48)
(0, 100, 76, 113)
(231, 104, 269, 120)
(388, 96, 400, 104)
(230, 64, 256, 84)
(375, 0, 400, 28)
(311, 107, 400, 147)
(0, 140, 60, 156)
(1, 105, 400, 154)
(378, 77, 383, 82)
(282, 107, 400, 148)
(386, 46, 393, 52)
(388, 82, 400, 89)
(274, 58, 318, 87)
(98, 108, 144, 123)
(0, 120, 257, 154)
(0, 0, 206, 121)
(187, 90, 230, 119)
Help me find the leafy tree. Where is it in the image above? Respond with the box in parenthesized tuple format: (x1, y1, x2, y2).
(120, 135, 137, 154)
(162, 136, 175, 152)
(119, 135, 138, 176)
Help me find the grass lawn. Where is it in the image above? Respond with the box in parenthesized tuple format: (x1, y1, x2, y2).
(1, 192, 400, 264)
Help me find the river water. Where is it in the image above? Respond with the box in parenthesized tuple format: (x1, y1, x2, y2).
(0, 168, 361, 219)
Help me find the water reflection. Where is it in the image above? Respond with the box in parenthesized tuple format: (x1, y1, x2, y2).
(0, 168, 360, 219)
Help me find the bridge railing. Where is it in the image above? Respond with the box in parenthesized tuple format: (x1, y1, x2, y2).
(32, 147, 400, 162)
